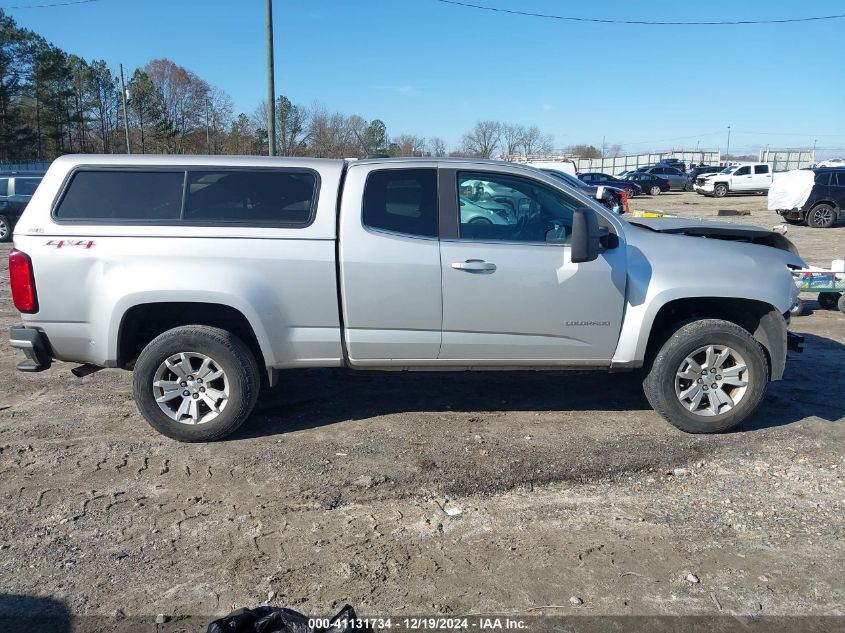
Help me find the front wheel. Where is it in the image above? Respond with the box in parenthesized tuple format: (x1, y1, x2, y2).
(0, 215, 11, 242)
(625, 187, 636, 199)
(684, 181, 693, 192)
(649, 185, 661, 196)
(643, 319, 769, 434)
(713, 183, 728, 198)
(132, 325, 261, 442)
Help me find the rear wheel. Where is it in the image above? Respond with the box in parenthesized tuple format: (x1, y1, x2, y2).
(713, 183, 728, 198)
(625, 187, 636, 199)
(806, 204, 836, 228)
(0, 215, 11, 242)
(132, 325, 261, 442)
(818, 292, 840, 310)
(643, 319, 768, 434)
(649, 185, 661, 196)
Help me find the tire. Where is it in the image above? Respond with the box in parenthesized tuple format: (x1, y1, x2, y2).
(649, 185, 661, 196)
(132, 325, 261, 442)
(790, 298, 805, 317)
(625, 187, 636, 199)
(468, 217, 493, 225)
(0, 215, 11, 242)
(806, 204, 836, 229)
(684, 181, 693, 192)
(643, 319, 769, 434)
(713, 183, 728, 198)
(818, 293, 840, 310)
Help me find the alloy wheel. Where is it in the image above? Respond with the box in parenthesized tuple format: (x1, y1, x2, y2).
(674, 344, 749, 417)
(152, 352, 229, 425)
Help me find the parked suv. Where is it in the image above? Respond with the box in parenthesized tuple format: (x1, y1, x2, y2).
(636, 166, 690, 191)
(657, 158, 686, 173)
(694, 163, 772, 198)
(9, 155, 804, 441)
(773, 168, 845, 229)
(0, 174, 43, 242)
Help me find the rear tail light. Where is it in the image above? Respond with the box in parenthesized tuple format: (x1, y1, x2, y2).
(619, 190, 630, 214)
(9, 249, 38, 313)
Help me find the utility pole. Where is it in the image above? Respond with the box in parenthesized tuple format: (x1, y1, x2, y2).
(119, 63, 131, 154)
(205, 98, 211, 154)
(266, 0, 276, 156)
(725, 125, 731, 163)
(813, 138, 817, 163)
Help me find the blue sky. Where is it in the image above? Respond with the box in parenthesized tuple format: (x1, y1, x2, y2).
(6, 0, 845, 156)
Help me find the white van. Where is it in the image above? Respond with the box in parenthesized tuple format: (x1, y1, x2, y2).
(522, 159, 578, 176)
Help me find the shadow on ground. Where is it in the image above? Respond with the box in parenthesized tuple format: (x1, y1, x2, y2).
(235, 332, 844, 442)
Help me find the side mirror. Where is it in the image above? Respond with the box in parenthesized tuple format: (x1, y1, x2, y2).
(570, 207, 602, 263)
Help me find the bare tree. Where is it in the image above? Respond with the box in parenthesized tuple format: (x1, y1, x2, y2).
(501, 123, 525, 157)
(428, 136, 447, 157)
(392, 133, 426, 156)
(520, 125, 554, 156)
(460, 120, 501, 159)
(607, 143, 623, 157)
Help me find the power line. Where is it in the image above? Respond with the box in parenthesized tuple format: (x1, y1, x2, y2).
(1, 0, 98, 9)
(435, 0, 845, 26)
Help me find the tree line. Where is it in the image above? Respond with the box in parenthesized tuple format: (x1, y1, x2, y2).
(2, 9, 618, 163)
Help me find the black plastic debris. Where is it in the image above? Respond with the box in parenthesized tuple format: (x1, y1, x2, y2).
(207, 604, 371, 633)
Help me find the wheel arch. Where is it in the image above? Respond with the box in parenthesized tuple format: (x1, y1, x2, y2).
(115, 301, 270, 375)
(643, 297, 787, 380)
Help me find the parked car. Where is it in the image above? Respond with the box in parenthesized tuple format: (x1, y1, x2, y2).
(624, 171, 671, 195)
(541, 169, 629, 215)
(688, 165, 722, 182)
(772, 168, 845, 228)
(0, 173, 43, 242)
(578, 172, 642, 198)
(637, 166, 690, 191)
(694, 163, 772, 198)
(657, 158, 686, 173)
(814, 159, 845, 168)
(10, 155, 804, 441)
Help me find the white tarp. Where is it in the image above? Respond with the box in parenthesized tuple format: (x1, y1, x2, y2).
(767, 169, 815, 211)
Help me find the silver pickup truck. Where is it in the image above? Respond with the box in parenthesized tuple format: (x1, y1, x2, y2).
(8, 155, 805, 441)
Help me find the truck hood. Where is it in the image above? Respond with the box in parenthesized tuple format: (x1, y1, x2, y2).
(626, 216, 803, 260)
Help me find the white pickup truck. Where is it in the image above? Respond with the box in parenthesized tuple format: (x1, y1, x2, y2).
(693, 163, 773, 197)
(9, 155, 804, 441)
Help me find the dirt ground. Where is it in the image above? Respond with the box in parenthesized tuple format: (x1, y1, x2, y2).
(0, 191, 843, 630)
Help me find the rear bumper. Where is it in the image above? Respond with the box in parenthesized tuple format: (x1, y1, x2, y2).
(9, 325, 52, 372)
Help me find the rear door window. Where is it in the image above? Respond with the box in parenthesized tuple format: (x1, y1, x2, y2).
(0, 178, 8, 197)
(834, 172, 845, 187)
(754, 165, 770, 174)
(55, 170, 184, 221)
(362, 169, 438, 237)
(14, 178, 41, 196)
(183, 170, 317, 225)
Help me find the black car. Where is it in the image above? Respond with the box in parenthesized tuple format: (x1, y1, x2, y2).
(541, 169, 629, 215)
(624, 171, 671, 195)
(0, 174, 43, 242)
(776, 168, 845, 229)
(688, 165, 722, 181)
(578, 172, 642, 198)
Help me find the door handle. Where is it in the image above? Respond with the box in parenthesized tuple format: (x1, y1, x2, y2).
(451, 259, 497, 273)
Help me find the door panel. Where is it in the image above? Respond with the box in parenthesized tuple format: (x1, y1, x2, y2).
(439, 169, 627, 363)
(339, 164, 443, 361)
(732, 166, 753, 191)
(440, 240, 626, 361)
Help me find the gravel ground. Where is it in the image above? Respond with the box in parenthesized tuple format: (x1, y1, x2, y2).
(0, 191, 843, 630)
